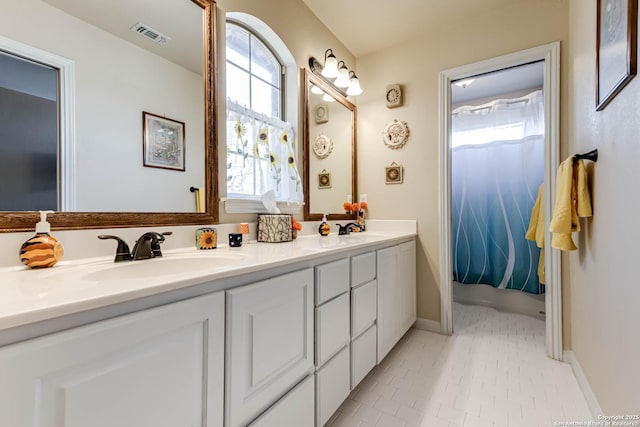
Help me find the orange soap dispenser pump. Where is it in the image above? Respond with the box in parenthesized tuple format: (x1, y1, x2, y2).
(19, 210, 64, 268)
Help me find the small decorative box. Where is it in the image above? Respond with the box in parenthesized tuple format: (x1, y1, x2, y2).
(229, 233, 243, 247)
(196, 228, 217, 250)
(257, 214, 293, 243)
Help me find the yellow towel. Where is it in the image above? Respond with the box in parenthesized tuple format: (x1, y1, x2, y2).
(194, 187, 206, 213)
(549, 157, 592, 251)
(525, 184, 545, 283)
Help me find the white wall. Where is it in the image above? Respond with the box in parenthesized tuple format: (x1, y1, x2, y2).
(355, 0, 569, 323)
(0, 0, 204, 212)
(567, 0, 640, 413)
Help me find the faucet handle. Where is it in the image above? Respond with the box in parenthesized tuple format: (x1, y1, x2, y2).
(98, 235, 132, 262)
(149, 231, 172, 257)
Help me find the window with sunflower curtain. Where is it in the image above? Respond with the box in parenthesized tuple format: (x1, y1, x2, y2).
(224, 20, 303, 212)
(226, 101, 303, 204)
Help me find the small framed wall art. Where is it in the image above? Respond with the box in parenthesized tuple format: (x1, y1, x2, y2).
(385, 162, 403, 184)
(385, 84, 403, 108)
(318, 169, 332, 189)
(314, 102, 329, 124)
(143, 111, 185, 171)
(595, 0, 637, 110)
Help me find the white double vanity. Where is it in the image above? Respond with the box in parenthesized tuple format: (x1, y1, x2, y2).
(0, 222, 416, 426)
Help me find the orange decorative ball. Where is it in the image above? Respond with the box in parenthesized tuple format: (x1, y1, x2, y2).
(20, 234, 64, 268)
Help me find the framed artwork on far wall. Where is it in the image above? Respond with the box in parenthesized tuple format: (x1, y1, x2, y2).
(318, 170, 332, 189)
(596, 0, 637, 110)
(385, 163, 403, 184)
(143, 111, 186, 171)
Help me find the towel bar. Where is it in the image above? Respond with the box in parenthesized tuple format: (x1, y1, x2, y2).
(573, 149, 598, 163)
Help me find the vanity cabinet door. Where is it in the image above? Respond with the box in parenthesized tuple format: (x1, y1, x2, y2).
(377, 245, 401, 361)
(0, 292, 225, 427)
(376, 240, 417, 362)
(399, 240, 417, 334)
(226, 268, 314, 427)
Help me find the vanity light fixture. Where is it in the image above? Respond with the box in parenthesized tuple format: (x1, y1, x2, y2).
(322, 93, 336, 102)
(321, 49, 339, 78)
(311, 84, 324, 95)
(308, 50, 364, 96)
(334, 61, 351, 88)
(346, 71, 363, 96)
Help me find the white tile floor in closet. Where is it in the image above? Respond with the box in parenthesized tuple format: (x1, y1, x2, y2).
(327, 303, 592, 427)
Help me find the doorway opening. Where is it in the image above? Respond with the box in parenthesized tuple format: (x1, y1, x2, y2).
(438, 42, 563, 360)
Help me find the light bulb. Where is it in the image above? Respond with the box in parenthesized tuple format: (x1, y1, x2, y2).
(311, 84, 324, 94)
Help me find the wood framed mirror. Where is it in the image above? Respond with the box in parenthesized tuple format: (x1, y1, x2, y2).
(0, 0, 217, 232)
(303, 69, 357, 221)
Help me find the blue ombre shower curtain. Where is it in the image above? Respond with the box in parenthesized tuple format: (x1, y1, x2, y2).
(451, 90, 544, 294)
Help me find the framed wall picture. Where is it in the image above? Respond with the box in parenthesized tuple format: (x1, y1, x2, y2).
(596, 0, 638, 110)
(318, 170, 332, 189)
(314, 102, 329, 124)
(143, 111, 186, 171)
(385, 163, 403, 184)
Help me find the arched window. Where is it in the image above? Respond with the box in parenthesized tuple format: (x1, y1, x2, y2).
(224, 19, 302, 208)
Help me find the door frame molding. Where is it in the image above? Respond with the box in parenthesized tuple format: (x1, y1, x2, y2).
(0, 35, 76, 211)
(438, 42, 563, 360)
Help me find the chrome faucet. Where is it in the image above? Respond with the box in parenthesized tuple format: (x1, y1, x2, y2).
(98, 232, 172, 262)
(337, 223, 362, 235)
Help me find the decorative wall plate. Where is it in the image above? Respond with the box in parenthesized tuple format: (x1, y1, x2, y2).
(313, 134, 333, 159)
(382, 119, 410, 149)
(385, 84, 402, 108)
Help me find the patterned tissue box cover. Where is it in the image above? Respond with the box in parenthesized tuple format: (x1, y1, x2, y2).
(257, 214, 293, 243)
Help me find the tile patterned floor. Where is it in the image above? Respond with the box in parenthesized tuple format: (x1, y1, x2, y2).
(327, 303, 592, 427)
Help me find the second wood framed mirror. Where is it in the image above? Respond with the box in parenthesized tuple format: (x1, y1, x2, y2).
(303, 69, 357, 221)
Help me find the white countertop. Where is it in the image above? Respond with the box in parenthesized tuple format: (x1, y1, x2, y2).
(0, 224, 416, 332)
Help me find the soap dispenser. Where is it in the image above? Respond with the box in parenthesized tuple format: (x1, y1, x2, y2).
(19, 210, 64, 268)
(318, 214, 330, 237)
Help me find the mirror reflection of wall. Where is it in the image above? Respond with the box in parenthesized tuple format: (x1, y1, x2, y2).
(307, 82, 354, 216)
(0, 0, 206, 213)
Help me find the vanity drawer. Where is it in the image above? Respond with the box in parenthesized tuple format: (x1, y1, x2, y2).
(315, 258, 350, 305)
(351, 279, 377, 338)
(315, 293, 350, 367)
(351, 252, 376, 287)
(249, 375, 314, 427)
(351, 324, 377, 389)
(316, 346, 350, 427)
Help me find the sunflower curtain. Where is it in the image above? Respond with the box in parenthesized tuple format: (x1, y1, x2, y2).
(226, 100, 303, 204)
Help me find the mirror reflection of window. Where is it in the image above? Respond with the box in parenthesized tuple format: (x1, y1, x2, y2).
(0, 51, 58, 211)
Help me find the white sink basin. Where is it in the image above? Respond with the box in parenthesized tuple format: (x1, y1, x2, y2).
(42, 252, 247, 282)
(293, 233, 386, 251)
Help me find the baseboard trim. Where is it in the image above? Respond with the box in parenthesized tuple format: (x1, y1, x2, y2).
(413, 317, 441, 333)
(563, 350, 602, 419)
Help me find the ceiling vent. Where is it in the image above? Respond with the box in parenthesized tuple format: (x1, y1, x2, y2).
(129, 22, 171, 45)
